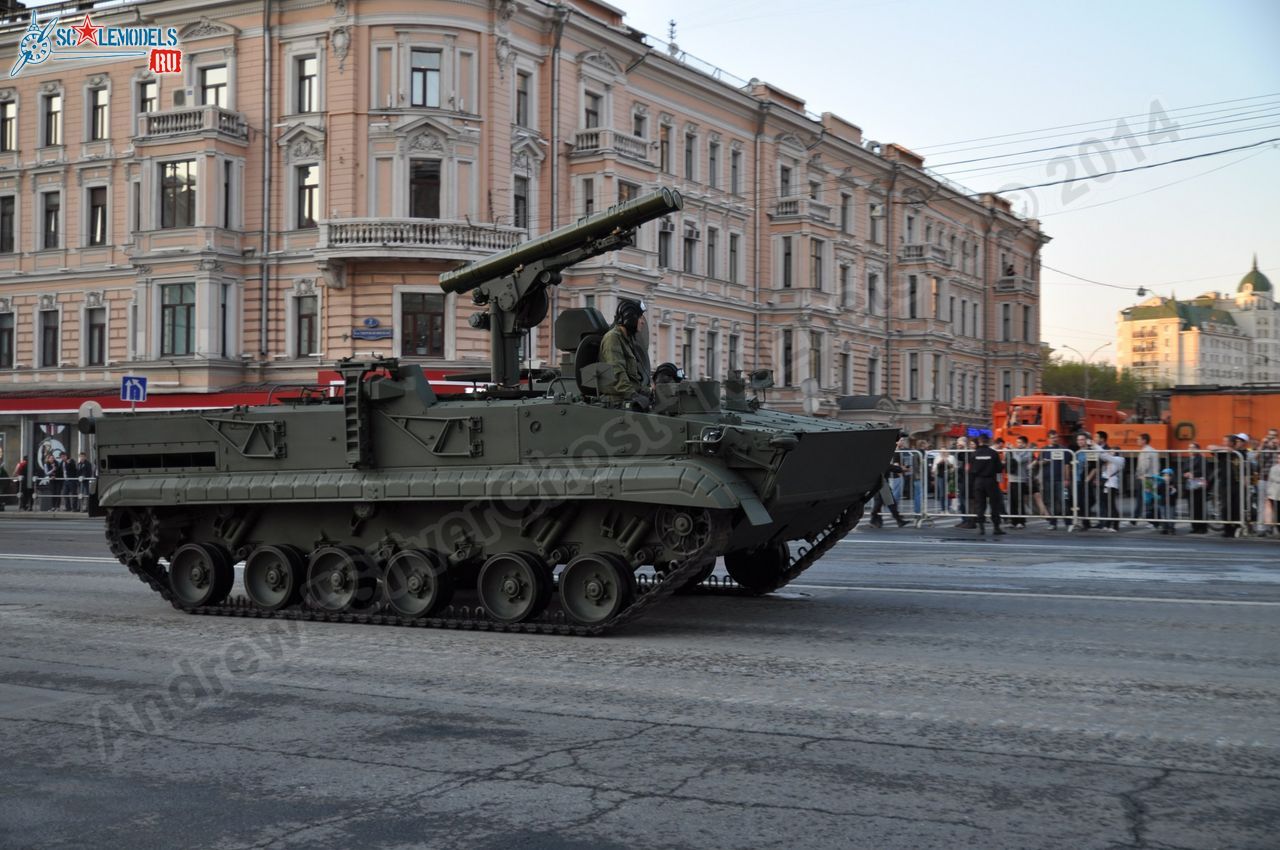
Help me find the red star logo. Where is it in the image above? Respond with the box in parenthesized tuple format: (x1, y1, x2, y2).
(70, 14, 100, 47)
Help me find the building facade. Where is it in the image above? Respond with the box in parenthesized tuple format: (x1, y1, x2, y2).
(0, 0, 1047, 466)
(1117, 258, 1277, 387)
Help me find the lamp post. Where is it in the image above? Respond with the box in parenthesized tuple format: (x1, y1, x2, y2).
(1062, 343, 1111, 399)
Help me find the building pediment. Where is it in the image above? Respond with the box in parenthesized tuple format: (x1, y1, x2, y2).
(180, 18, 240, 41)
(277, 124, 326, 162)
(511, 129, 546, 166)
(577, 49, 625, 83)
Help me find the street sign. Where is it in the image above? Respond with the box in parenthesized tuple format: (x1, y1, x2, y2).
(120, 376, 148, 403)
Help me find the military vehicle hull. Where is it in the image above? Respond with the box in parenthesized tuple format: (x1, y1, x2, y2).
(90, 189, 898, 634)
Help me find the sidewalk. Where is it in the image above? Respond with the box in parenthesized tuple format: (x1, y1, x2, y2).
(857, 515, 1280, 544)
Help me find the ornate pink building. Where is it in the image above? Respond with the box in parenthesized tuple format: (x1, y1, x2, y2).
(0, 0, 1046, 461)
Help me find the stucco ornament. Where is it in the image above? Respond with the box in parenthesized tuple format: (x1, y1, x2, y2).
(331, 26, 351, 72)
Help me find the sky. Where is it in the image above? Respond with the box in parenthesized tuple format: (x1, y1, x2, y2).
(621, 0, 1280, 366)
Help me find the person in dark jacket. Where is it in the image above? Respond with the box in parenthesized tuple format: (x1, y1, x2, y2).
(969, 434, 1006, 535)
(1183, 442, 1210, 533)
(76, 452, 95, 512)
(60, 453, 77, 511)
(15, 455, 31, 511)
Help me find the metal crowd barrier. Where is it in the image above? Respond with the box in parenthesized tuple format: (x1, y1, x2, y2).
(1, 477, 97, 512)
(865, 448, 1269, 537)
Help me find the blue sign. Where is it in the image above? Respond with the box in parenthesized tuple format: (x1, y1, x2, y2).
(351, 328, 393, 341)
(966, 427, 992, 438)
(120, 376, 148, 403)
(362, 317, 381, 329)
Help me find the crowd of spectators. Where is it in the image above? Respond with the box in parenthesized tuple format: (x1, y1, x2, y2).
(7, 451, 96, 512)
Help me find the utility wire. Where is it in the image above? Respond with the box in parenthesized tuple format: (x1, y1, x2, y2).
(914, 92, 1280, 152)
(982, 136, 1280, 195)
(929, 105, 1280, 169)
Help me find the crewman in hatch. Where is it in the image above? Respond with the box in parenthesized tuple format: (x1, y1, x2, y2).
(599, 297, 651, 409)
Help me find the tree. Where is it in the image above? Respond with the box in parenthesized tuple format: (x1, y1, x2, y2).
(1041, 355, 1146, 409)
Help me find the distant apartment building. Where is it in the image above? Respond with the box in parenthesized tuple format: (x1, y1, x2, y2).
(0, 0, 1047, 463)
(1117, 258, 1277, 387)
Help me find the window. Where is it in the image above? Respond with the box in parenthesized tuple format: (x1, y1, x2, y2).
(632, 110, 646, 138)
(705, 227, 718, 279)
(582, 178, 594, 217)
(908, 353, 919, 400)
(583, 90, 601, 128)
(728, 233, 740, 284)
(869, 204, 883, 243)
(908, 275, 918, 319)
(219, 283, 230, 358)
(1001, 303, 1012, 341)
(682, 228, 697, 274)
(200, 66, 227, 108)
(809, 180, 820, 201)
(87, 187, 107, 246)
(782, 329, 793, 386)
(515, 71, 531, 127)
(401, 292, 445, 357)
(513, 176, 529, 229)
(682, 328, 694, 373)
(840, 266, 851, 306)
(728, 334, 739, 373)
(295, 295, 317, 356)
(42, 94, 61, 146)
(296, 165, 319, 229)
(86, 307, 106, 366)
(779, 165, 792, 196)
(1023, 305, 1032, 342)
(659, 125, 672, 173)
(618, 180, 638, 204)
(972, 303, 979, 336)
(959, 299, 967, 335)
(949, 295, 956, 328)
(810, 239, 824, 290)
(0, 196, 13, 253)
(868, 355, 880, 394)
(972, 375, 980, 409)
(809, 331, 822, 386)
(905, 215, 916, 243)
(159, 160, 197, 229)
(138, 80, 157, 114)
(1002, 370, 1012, 402)
(160, 283, 195, 357)
(932, 354, 942, 400)
(409, 159, 441, 218)
(867, 272, 879, 314)
(41, 191, 60, 249)
(296, 55, 318, 113)
(658, 228, 671, 268)
(931, 277, 941, 317)
(840, 353, 851, 395)
(222, 160, 233, 229)
(781, 236, 793, 288)
(684, 132, 696, 180)
(0, 313, 12, 368)
(730, 149, 742, 194)
(958, 372, 965, 408)
(705, 331, 719, 380)
(131, 180, 140, 233)
(40, 309, 59, 367)
(89, 87, 108, 140)
(0, 102, 14, 152)
(840, 194, 852, 234)
(410, 49, 441, 108)
(707, 141, 720, 189)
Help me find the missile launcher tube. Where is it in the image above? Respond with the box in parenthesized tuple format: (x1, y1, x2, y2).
(439, 187, 683, 295)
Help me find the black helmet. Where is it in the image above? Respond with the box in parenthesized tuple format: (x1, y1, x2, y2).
(614, 298, 645, 334)
(653, 362, 685, 384)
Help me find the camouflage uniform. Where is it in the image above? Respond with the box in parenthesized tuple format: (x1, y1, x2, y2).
(598, 325, 648, 402)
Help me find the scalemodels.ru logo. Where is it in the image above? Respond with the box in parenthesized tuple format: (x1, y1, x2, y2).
(9, 12, 183, 78)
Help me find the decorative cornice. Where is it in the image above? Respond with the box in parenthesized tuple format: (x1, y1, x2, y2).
(180, 18, 240, 41)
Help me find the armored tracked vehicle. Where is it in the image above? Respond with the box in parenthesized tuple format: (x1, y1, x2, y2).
(89, 189, 897, 634)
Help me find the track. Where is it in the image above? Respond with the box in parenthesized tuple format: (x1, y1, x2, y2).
(109, 503, 862, 635)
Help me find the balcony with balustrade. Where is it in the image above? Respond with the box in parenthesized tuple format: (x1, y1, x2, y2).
(769, 196, 832, 225)
(135, 105, 250, 145)
(315, 218, 526, 262)
(571, 128, 653, 165)
(995, 275, 1036, 294)
(899, 243, 952, 268)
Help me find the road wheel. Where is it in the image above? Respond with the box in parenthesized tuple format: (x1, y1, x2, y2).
(558, 553, 636, 626)
(477, 552, 550, 624)
(169, 542, 234, 608)
(244, 544, 305, 611)
(383, 549, 453, 618)
(724, 541, 791, 595)
(304, 546, 380, 613)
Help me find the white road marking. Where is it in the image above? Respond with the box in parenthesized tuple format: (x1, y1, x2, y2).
(786, 583, 1280, 606)
(0, 553, 117, 563)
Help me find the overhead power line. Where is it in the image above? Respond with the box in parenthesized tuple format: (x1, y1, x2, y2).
(914, 92, 1280, 152)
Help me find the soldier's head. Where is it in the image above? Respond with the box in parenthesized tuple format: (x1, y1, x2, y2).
(614, 298, 646, 336)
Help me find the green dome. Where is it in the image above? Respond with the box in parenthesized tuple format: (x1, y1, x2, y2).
(1239, 255, 1272, 294)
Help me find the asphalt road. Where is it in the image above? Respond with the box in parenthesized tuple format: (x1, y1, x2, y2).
(0, 516, 1277, 849)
